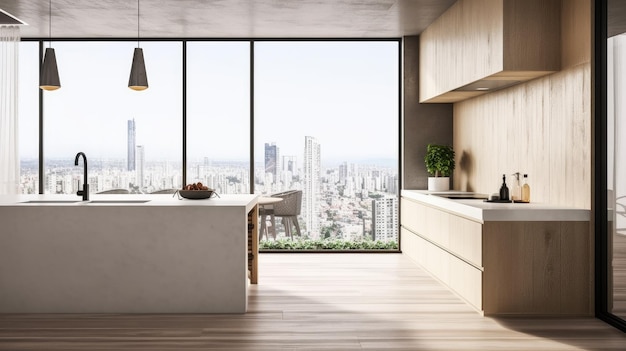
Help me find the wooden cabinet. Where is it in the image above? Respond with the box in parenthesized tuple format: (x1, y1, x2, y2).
(401, 197, 592, 316)
(248, 205, 259, 284)
(419, 0, 560, 103)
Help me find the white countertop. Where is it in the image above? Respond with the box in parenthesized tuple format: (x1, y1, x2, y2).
(401, 190, 590, 222)
(0, 194, 259, 213)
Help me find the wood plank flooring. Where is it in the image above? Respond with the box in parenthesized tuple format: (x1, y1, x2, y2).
(1, 253, 625, 350)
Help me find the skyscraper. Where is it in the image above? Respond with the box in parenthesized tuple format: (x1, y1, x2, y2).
(282, 155, 297, 174)
(303, 136, 321, 238)
(136, 145, 145, 191)
(372, 197, 398, 242)
(127, 119, 136, 171)
(264, 142, 280, 184)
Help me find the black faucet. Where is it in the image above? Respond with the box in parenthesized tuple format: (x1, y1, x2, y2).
(74, 152, 89, 201)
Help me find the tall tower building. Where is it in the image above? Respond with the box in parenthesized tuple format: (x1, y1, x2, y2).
(264, 143, 280, 184)
(372, 197, 398, 242)
(303, 136, 321, 238)
(136, 145, 145, 191)
(282, 155, 297, 174)
(127, 119, 136, 171)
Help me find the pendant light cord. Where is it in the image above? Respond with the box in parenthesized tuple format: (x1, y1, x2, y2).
(137, 0, 140, 48)
(48, 0, 52, 48)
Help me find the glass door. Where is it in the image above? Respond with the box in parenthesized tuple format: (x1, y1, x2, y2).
(603, 0, 626, 330)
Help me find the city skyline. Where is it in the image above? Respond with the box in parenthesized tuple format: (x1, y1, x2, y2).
(18, 132, 399, 243)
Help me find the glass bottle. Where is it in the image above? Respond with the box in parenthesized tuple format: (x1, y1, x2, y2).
(511, 172, 521, 201)
(521, 174, 531, 203)
(499, 174, 509, 201)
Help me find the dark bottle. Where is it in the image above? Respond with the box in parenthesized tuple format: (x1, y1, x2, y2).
(499, 174, 509, 201)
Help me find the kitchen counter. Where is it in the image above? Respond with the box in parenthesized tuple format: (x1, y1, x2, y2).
(0, 193, 257, 211)
(400, 189, 592, 316)
(401, 190, 590, 222)
(0, 194, 258, 313)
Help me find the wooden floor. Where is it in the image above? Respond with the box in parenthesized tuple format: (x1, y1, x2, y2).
(1, 253, 625, 350)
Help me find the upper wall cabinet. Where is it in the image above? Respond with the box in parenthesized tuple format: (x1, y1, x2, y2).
(419, 0, 560, 103)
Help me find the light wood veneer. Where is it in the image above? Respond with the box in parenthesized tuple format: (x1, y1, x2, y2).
(419, 0, 560, 103)
(401, 197, 592, 316)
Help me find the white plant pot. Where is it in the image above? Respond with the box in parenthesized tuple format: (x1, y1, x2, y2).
(428, 177, 450, 192)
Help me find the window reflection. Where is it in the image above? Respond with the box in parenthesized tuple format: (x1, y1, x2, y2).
(608, 33, 626, 319)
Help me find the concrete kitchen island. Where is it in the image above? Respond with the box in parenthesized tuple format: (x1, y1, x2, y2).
(0, 194, 258, 313)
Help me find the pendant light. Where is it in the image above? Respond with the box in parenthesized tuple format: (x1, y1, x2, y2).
(128, 0, 148, 90)
(40, 0, 60, 91)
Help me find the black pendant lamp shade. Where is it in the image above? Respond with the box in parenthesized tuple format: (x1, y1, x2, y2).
(129, 0, 148, 91)
(40, 47, 61, 91)
(128, 47, 148, 91)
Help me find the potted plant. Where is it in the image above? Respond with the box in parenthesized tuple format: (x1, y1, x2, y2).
(424, 144, 455, 191)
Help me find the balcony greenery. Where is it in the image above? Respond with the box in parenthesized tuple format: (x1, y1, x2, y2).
(259, 238, 398, 251)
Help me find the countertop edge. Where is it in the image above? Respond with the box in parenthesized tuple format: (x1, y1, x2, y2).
(0, 194, 260, 209)
(401, 190, 590, 222)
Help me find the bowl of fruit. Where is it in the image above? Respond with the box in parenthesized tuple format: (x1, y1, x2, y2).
(176, 182, 219, 199)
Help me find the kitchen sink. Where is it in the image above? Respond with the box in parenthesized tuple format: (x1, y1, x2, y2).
(22, 200, 81, 203)
(433, 193, 488, 200)
(88, 200, 151, 203)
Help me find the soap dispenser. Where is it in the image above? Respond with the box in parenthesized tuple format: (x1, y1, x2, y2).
(499, 174, 509, 201)
(511, 172, 521, 201)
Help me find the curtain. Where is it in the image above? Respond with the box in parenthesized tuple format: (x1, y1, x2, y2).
(0, 26, 20, 194)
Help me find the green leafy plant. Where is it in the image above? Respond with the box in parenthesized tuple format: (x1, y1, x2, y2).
(424, 144, 455, 177)
(259, 238, 398, 251)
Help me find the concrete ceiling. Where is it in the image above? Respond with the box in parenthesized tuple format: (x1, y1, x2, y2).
(0, 0, 455, 39)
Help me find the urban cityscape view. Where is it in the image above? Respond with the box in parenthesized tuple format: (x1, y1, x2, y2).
(19, 119, 398, 244)
(17, 40, 399, 247)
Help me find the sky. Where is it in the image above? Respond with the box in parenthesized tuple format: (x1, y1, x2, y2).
(19, 41, 399, 165)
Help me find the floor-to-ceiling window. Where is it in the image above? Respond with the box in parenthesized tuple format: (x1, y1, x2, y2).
(18, 38, 399, 250)
(186, 42, 250, 194)
(42, 41, 182, 194)
(255, 41, 399, 249)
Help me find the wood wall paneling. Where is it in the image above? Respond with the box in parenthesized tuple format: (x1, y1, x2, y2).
(454, 64, 591, 209)
(452, 0, 591, 209)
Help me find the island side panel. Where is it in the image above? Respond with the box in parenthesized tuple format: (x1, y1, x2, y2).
(0, 205, 248, 313)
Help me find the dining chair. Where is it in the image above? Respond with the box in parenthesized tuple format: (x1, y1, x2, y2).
(272, 190, 302, 239)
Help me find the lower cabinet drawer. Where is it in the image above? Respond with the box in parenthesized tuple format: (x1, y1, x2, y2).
(402, 227, 482, 311)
